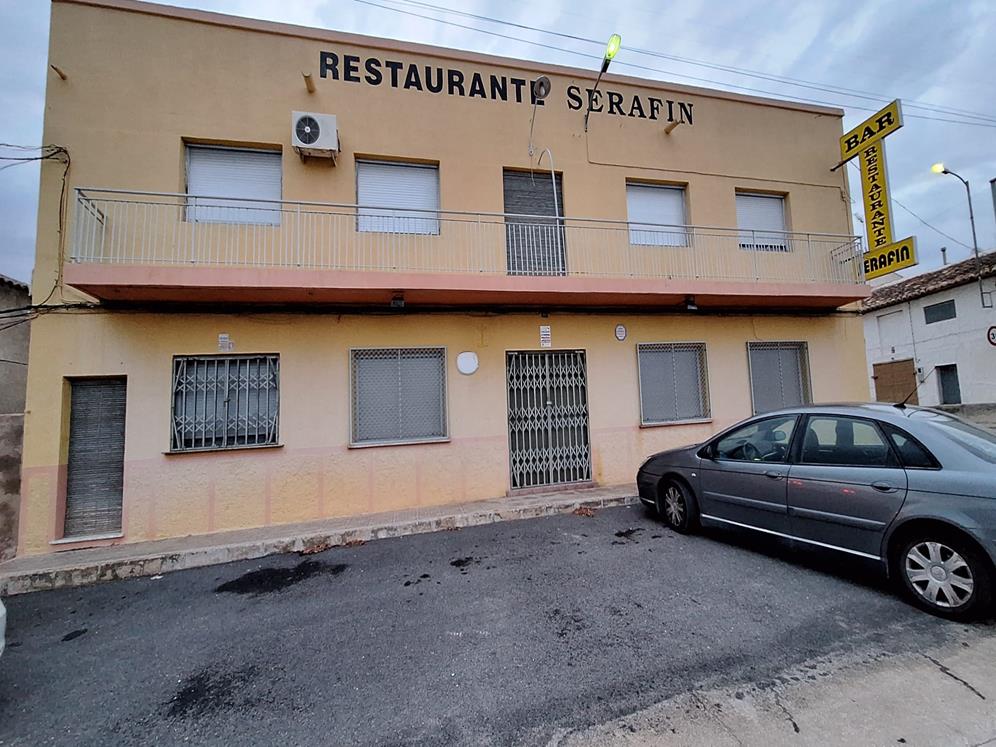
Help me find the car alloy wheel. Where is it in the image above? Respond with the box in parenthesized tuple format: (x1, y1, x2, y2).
(904, 541, 974, 609)
(663, 484, 686, 528)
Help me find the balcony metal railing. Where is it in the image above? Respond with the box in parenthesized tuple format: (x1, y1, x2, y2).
(70, 188, 865, 285)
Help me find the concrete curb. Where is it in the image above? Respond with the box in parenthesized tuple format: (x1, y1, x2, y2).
(0, 493, 638, 596)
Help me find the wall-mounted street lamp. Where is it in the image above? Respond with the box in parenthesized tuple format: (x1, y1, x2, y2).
(527, 75, 552, 158)
(525, 76, 561, 232)
(584, 33, 622, 132)
(931, 162, 992, 308)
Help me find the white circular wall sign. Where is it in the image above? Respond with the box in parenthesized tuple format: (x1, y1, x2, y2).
(456, 351, 479, 375)
(614, 324, 628, 341)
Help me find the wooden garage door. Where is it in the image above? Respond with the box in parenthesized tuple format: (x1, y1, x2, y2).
(872, 359, 917, 405)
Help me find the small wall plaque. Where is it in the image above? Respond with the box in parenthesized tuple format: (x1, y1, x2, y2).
(539, 325, 552, 348)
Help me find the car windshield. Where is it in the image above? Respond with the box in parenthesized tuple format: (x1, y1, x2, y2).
(908, 410, 996, 464)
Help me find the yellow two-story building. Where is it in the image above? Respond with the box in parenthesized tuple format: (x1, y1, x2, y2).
(17, 0, 870, 556)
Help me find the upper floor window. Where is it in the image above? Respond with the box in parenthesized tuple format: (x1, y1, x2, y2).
(185, 145, 282, 225)
(736, 193, 788, 252)
(356, 160, 440, 235)
(502, 169, 565, 276)
(626, 183, 688, 247)
(747, 341, 811, 414)
(923, 299, 956, 324)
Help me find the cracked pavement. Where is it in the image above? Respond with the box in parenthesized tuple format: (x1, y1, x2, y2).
(1, 504, 994, 745)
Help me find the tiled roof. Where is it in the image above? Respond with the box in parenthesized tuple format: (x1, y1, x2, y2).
(0, 273, 29, 293)
(861, 250, 996, 312)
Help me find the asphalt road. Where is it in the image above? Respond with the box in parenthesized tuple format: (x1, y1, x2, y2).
(0, 504, 990, 746)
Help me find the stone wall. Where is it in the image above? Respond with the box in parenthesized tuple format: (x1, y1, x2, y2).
(0, 414, 23, 561)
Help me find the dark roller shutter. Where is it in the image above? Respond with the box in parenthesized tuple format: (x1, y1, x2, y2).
(502, 170, 566, 276)
(64, 379, 126, 537)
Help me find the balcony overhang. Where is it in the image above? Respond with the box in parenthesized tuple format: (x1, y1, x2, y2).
(65, 263, 869, 311)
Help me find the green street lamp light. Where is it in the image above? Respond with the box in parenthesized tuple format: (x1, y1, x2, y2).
(585, 33, 622, 132)
(602, 33, 622, 72)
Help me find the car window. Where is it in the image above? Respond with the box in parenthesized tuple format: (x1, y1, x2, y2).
(799, 416, 898, 467)
(714, 415, 797, 463)
(908, 410, 996, 464)
(881, 424, 939, 469)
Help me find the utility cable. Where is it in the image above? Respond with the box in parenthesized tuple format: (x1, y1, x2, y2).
(379, 0, 996, 123)
(352, 0, 996, 128)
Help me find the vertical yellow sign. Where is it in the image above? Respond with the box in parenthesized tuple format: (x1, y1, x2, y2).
(859, 141, 894, 249)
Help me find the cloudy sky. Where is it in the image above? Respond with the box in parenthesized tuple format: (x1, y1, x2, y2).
(1, 0, 994, 285)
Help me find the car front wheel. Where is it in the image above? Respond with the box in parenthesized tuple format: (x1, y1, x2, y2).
(894, 531, 993, 621)
(657, 479, 699, 534)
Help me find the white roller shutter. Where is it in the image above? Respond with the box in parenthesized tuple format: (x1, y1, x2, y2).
(186, 146, 282, 225)
(736, 193, 787, 251)
(357, 160, 440, 234)
(626, 184, 688, 246)
(748, 342, 811, 414)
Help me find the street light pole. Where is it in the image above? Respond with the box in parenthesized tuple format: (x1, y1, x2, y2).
(931, 163, 993, 308)
(584, 34, 621, 132)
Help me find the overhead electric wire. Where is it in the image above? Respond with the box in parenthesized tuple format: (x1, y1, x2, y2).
(847, 161, 972, 249)
(354, 0, 996, 128)
(0, 144, 71, 307)
(380, 0, 996, 124)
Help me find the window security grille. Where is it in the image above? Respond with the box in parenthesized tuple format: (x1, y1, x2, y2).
(747, 342, 811, 414)
(637, 343, 710, 424)
(626, 184, 689, 247)
(351, 348, 447, 444)
(736, 193, 789, 252)
(923, 299, 956, 324)
(171, 355, 279, 451)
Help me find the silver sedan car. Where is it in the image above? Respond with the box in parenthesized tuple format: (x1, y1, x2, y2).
(637, 404, 996, 621)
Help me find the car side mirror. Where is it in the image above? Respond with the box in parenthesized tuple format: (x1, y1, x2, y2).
(700, 443, 717, 459)
(772, 430, 786, 442)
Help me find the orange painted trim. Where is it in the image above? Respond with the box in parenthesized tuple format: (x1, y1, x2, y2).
(53, 0, 844, 117)
(64, 264, 870, 310)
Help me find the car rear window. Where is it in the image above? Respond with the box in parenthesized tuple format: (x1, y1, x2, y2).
(908, 410, 996, 464)
(881, 424, 939, 469)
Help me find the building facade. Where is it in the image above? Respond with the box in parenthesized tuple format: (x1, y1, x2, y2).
(863, 252, 996, 407)
(17, 0, 870, 556)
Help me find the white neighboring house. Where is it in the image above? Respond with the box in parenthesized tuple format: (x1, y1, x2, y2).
(862, 251, 996, 407)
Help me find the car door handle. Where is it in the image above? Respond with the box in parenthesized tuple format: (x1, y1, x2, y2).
(871, 481, 895, 493)
(764, 471, 784, 480)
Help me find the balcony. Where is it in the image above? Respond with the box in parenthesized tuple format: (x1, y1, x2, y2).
(65, 189, 868, 310)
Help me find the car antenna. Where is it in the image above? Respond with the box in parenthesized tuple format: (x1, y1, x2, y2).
(894, 366, 934, 409)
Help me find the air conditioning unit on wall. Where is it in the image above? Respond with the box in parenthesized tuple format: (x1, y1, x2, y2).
(291, 111, 339, 163)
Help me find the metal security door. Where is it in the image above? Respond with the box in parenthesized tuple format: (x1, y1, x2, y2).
(64, 378, 127, 538)
(507, 351, 591, 489)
